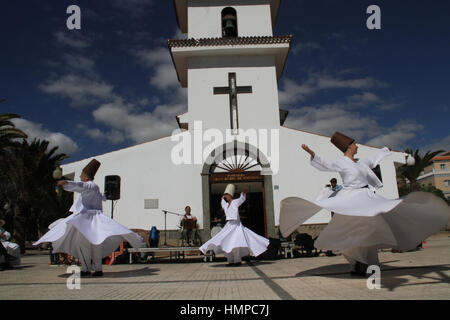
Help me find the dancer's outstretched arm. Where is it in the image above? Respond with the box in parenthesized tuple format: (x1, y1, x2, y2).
(235, 188, 247, 207)
(302, 144, 340, 172)
(57, 180, 96, 193)
(301, 144, 315, 158)
(359, 147, 391, 169)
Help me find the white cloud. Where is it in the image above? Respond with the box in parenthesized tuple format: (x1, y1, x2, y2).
(76, 124, 125, 144)
(328, 33, 345, 40)
(278, 72, 409, 146)
(278, 74, 387, 107)
(292, 42, 321, 55)
(284, 105, 380, 141)
(278, 78, 315, 105)
(132, 47, 179, 90)
(92, 98, 186, 144)
(285, 103, 423, 150)
(365, 121, 424, 149)
(173, 29, 188, 40)
(39, 50, 114, 107)
(41, 31, 187, 147)
(316, 76, 387, 90)
(419, 135, 450, 153)
(61, 54, 96, 76)
(53, 31, 92, 49)
(376, 102, 403, 111)
(39, 74, 115, 106)
(347, 92, 380, 105)
(12, 118, 79, 155)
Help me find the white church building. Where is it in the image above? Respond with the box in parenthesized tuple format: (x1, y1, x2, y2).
(61, 0, 409, 241)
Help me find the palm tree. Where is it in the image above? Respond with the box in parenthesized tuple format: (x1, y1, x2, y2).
(0, 100, 28, 153)
(399, 148, 444, 192)
(1, 138, 69, 252)
(28, 141, 69, 239)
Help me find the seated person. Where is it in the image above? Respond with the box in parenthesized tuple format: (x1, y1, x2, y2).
(180, 206, 198, 246)
(325, 178, 342, 257)
(0, 219, 21, 268)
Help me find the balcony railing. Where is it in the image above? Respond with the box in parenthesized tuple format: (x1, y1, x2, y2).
(417, 168, 450, 181)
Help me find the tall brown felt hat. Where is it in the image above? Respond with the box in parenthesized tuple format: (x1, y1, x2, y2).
(331, 132, 355, 153)
(82, 159, 101, 179)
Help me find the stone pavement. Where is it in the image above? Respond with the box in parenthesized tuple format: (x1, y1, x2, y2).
(0, 232, 449, 300)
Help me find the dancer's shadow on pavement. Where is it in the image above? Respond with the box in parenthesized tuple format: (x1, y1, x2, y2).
(208, 257, 275, 268)
(295, 263, 352, 278)
(295, 262, 450, 292)
(377, 264, 450, 292)
(57, 267, 160, 278)
(0, 264, 35, 271)
(295, 260, 401, 278)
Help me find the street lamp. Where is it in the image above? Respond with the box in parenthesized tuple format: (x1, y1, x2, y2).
(406, 154, 415, 166)
(53, 167, 62, 180)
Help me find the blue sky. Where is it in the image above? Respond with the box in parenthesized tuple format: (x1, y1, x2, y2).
(1, 0, 449, 163)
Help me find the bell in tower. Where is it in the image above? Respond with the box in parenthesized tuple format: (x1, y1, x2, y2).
(221, 7, 238, 37)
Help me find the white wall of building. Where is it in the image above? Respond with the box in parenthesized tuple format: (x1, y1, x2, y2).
(188, 0, 273, 38)
(62, 125, 406, 233)
(188, 55, 281, 132)
(62, 133, 205, 232)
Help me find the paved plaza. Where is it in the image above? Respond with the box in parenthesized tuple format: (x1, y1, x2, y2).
(0, 232, 449, 300)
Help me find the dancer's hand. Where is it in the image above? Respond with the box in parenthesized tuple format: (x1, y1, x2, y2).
(301, 144, 315, 158)
(57, 180, 68, 187)
(242, 188, 248, 195)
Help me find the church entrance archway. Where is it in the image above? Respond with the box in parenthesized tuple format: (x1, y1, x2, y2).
(201, 141, 276, 240)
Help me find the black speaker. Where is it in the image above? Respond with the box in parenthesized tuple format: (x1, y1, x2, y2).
(105, 175, 121, 200)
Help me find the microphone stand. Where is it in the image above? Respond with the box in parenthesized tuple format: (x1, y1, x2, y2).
(162, 210, 184, 247)
(111, 200, 115, 219)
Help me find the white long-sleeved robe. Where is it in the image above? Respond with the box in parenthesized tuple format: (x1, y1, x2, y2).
(34, 181, 143, 263)
(200, 193, 269, 262)
(280, 147, 450, 269)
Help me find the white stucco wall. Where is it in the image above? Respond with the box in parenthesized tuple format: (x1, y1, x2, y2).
(61, 126, 407, 234)
(188, 0, 273, 38)
(62, 133, 205, 232)
(188, 55, 281, 132)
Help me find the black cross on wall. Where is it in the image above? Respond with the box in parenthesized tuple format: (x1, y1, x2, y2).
(213, 73, 252, 134)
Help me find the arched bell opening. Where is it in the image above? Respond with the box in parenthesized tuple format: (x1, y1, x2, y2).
(221, 7, 238, 38)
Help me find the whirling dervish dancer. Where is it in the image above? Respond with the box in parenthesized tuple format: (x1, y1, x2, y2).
(34, 159, 143, 277)
(200, 184, 269, 266)
(280, 132, 449, 276)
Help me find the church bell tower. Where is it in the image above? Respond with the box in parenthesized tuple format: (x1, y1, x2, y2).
(170, 0, 292, 134)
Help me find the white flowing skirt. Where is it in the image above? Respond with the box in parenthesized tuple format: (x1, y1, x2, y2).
(199, 220, 269, 258)
(34, 211, 144, 258)
(280, 191, 450, 253)
(0, 241, 21, 265)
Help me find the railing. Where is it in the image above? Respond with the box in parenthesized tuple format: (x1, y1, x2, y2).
(417, 168, 450, 181)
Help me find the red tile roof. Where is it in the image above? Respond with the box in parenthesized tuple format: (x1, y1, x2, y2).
(432, 151, 450, 161)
